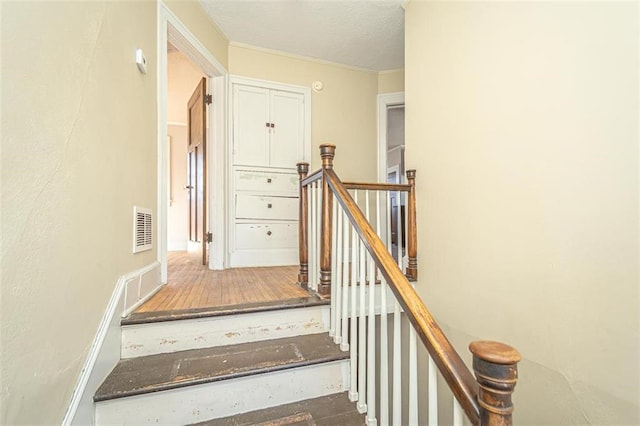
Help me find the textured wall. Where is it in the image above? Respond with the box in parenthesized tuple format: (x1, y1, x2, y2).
(1, 2, 157, 423)
(0, 1, 230, 423)
(405, 1, 638, 424)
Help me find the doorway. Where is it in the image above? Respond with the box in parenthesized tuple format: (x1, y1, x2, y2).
(377, 92, 405, 256)
(151, 6, 318, 319)
(166, 45, 208, 265)
(158, 5, 227, 282)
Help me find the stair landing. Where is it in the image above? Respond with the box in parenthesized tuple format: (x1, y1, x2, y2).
(136, 251, 307, 314)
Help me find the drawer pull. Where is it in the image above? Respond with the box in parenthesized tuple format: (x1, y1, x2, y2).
(267, 230, 272, 236)
(267, 203, 273, 208)
(267, 178, 272, 183)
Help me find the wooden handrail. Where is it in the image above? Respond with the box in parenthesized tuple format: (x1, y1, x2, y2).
(342, 182, 411, 191)
(300, 169, 322, 187)
(324, 166, 482, 424)
(297, 144, 520, 425)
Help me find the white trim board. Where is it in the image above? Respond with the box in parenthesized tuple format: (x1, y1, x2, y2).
(62, 262, 162, 426)
(158, 1, 229, 280)
(377, 92, 405, 184)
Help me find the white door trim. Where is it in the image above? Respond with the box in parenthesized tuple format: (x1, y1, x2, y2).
(158, 2, 228, 281)
(377, 92, 405, 183)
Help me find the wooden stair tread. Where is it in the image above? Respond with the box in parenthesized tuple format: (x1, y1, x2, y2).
(192, 392, 365, 425)
(94, 333, 346, 402)
(122, 295, 329, 326)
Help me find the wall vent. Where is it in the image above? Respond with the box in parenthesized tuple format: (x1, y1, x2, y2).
(133, 206, 153, 253)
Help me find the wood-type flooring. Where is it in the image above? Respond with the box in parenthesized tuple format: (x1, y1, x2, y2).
(135, 251, 308, 313)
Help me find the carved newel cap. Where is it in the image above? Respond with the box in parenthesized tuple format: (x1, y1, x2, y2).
(469, 341, 521, 365)
(296, 162, 309, 174)
(319, 143, 336, 169)
(406, 169, 417, 180)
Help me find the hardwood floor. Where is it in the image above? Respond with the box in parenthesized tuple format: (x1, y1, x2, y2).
(135, 251, 309, 313)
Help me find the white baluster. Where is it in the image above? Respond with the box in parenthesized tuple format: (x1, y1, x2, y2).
(428, 355, 438, 426)
(317, 181, 322, 291)
(378, 192, 389, 426)
(349, 191, 359, 402)
(333, 200, 342, 344)
(357, 190, 368, 414)
(453, 398, 463, 426)
(396, 190, 402, 272)
(341, 207, 350, 351)
(409, 324, 418, 425)
(403, 188, 409, 275)
(330, 198, 338, 338)
(365, 191, 376, 425)
(309, 182, 316, 292)
(391, 194, 402, 425)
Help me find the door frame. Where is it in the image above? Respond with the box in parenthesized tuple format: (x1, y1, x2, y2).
(377, 92, 405, 183)
(158, 2, 228, 282)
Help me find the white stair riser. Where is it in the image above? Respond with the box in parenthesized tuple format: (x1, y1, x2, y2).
(95, 359, 349, 425)
(121, 306, 329, 358)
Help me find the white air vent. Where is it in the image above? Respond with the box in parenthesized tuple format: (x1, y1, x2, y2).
(133, 207, 153, 253)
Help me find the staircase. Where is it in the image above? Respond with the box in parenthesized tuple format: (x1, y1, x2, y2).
(92, 143, 522, 425)
(93, 296, 365, 425)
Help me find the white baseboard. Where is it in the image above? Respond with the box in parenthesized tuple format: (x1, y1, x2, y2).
(62, 262, 161, 426)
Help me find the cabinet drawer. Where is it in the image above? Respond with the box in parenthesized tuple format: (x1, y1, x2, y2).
(236, 195, 298, 221)
(235, 169, 298, 194)
(235, 222, 298, 250)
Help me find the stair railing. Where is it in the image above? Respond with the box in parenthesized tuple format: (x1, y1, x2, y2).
(297, 144, 521, 426)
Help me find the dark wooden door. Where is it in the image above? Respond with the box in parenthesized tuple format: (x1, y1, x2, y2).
(187, 77, 207, 266)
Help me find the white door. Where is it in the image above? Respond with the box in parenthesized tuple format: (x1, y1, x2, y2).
(269, 90, 304, 168)
(233, 85, 270, 166)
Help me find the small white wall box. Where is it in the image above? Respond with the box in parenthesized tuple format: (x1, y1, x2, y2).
(135, 49, 147, 74)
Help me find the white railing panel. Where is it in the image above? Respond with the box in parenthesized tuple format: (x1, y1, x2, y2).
(453, 398, 463, 426)
(330, 198, 338, 338)
(309, 182, 317, 292)
(340, 208, 350, 351)
(409, 324, 418, 426)
(428, 355, 439, 426)
(378, 192, 390, 426)
(357, 193, 368, 414)
(349, 194, 359, 402)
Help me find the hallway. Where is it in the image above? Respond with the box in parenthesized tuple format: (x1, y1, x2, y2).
(134, 252, 309, 314)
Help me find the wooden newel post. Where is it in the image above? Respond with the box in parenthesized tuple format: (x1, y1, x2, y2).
(406, 169, 418, 281)
(318, 143, 335, 297)
(469, 341, 521, 426)
(296, 162, 309, 289)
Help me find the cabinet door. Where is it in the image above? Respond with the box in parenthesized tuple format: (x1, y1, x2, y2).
(233, 85, 269, 166)
(269, 90, 304, 168)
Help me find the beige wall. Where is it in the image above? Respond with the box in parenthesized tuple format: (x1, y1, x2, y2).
(0, 1, 229, 424)
(229, 45, 379, 181)
(378, 69, 404, 94)
(164, 0, 229, 71)
(405, 1, 638, 424)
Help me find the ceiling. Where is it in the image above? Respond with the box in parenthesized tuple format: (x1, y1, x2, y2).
(199, 0, 405, 71)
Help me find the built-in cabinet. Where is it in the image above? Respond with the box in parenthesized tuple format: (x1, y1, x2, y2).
(229, 77, 311, 267)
